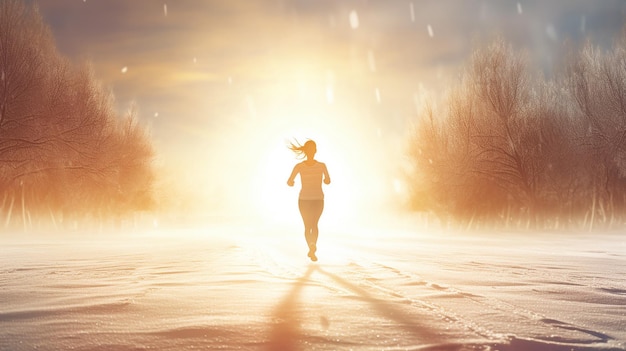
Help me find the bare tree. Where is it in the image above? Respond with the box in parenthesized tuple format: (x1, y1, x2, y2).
(406, 26, 626, 230)
(0, 0, 155, 230)
(569, 31, 626, 227)
(467, 41, 545, 223)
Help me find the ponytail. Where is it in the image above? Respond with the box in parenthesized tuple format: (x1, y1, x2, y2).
(288, 139, 316, 159)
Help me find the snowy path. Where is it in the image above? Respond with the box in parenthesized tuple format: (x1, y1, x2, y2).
(0, 226, 625, 350)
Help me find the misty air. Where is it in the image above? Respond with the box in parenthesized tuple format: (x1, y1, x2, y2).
(1, 1, 625, 350)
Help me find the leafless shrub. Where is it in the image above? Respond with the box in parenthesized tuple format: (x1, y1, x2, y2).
(408, 33, 626, 231)
(0, 0, 155, 230)
(568, 30, 626, 229)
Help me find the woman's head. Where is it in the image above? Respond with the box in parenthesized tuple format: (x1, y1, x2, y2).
(289, 139, 317, 159)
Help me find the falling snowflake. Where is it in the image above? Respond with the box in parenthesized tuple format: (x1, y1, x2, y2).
(326, 87, 334, 104)
(375, 88, 381, 103)
(367, 50, 376, 72)
(349, 10, 359, 29)
(193, 57, 197, 64)
(328, 14, 337, 28)
(227, 76, 233, 85)
(517, 2, 523, 14)
(427, 24, 434, 38)
(121, 66, 128, 74)
(392, 179, 404, 194)
(580, 15, 586, 33)
(246, 96, 256, 118)
(154, 112, 159, 117)
(546, 24, 557, 41)
(163, 4, 168, 17)
(409, 2, 415, 22)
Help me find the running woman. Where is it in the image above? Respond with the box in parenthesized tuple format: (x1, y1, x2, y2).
(287, 140, 331, 261)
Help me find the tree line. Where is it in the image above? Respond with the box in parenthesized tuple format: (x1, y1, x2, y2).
(407, 30, 626, 231)
(0, 0, 154, 231)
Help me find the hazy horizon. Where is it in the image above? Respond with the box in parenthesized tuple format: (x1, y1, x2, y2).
(29, 1, 626, 224)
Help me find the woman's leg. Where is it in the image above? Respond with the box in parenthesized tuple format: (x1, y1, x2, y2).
(308, 200, 324, 248)
(298, 200, 324, 259)
(298, 200, 314, 247)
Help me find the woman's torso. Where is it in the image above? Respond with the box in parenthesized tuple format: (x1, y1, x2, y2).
(298, 161, 325, 200)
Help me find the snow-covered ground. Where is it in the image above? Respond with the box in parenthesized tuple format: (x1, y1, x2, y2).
(1, 223, 625, 351)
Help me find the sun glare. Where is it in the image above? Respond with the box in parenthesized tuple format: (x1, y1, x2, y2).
(248, 115, 396, 233)
(190, 59, 401, 232)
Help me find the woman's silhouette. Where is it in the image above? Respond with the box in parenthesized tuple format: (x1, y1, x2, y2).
(287, 140, 331, 262)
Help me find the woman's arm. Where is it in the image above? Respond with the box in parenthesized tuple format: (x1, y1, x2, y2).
(287, 164, 299, 186)
(323, 163, 331, 185)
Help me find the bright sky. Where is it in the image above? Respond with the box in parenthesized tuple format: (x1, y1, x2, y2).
(33, 0, 626, 225)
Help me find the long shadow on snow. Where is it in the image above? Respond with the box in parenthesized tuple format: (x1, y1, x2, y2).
(265, 265, 316, 351)
(265, 265, 443, 351)
(265, 265, 623, 351)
